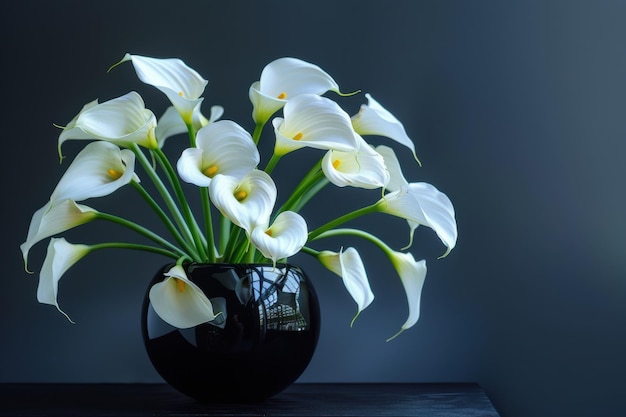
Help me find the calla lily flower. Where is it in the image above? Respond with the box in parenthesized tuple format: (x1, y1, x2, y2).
(58, 92, 158, 155)
(116, 53, 208, 125)
(375, 145, 408, 192)
(20, 200, 98, 270)
(249, 57, 342, 124)
(50, 141, 138, 203)
(37, 238, 90, 323)
(149, 264, 217, 329)
(177, 120, 260, 187)
(321, 136, 390, 189)
(386, 253, 427, 341)
(272, 94, 359, 156)
(250, 211, 308, 266)
(209, 170, 277, 235)
(377, 183, 457, 257)
(155, 105, 224, 148)
(318, 247, 374, 322)
(352, 93, 420, 164)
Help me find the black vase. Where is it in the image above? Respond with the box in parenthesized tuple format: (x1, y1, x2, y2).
(141, 263, 321, 403)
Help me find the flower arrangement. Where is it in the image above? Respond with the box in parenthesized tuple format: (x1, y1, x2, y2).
(21, 54, 457, 341)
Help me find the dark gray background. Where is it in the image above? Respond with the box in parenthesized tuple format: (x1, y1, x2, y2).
(3, 1, 625, 416)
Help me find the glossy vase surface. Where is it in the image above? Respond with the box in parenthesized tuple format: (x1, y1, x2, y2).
(141, 263, 320, 403)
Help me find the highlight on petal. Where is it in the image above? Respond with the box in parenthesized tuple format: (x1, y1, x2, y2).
(351, 93, 420, 164)
(37, 238, 90, 323)
(20, 200, 98, 271)
(318, 247, 374, 323)
(250, 211, 308, 265)
(321, 136, 390, 189)
(177, 120, 260, 187)
(273, 94, 359, 156)
(149, 265, 216, 329)
(249, 57, 342, 124)
(117, 53, 208, 124)
(375, 145, 409, 192)
(155, 104, 223, 147)
(58, 92, 158, 153)
(208, 171, 277, 235)
(386, 253, 427, 341)
(50, 141, 137, 203)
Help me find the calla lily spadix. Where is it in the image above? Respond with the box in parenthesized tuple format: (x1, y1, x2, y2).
(386, 253, 427, 341)
(57, 92, 158, 156)
(209, 170, 277, 235)
(250, 211, 308, 266)
(249, 57, 343, 125)
(20, 200, 98, 271)
(317, 247, 374, 324)
(177, 120, 260, 187)
(37, 238, 90, 323)
(114, 53, 208, 125)
(156, 105, 223, 148)
(149, 264, 217, 329)
(272, 94, 360, 156)
(352, 93, 420, 165)
(321, 136, 390, 189)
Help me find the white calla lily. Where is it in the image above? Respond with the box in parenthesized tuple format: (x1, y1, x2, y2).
(272, 94, 359, 156)
(116, 54, 208, 125)
(352, 93, 420, 164)
(58, 92, 158, 154)
(50, 141, 138, 203)
(37, 238, 90, 323)
(155, 105, 223, 148)
(177, 120, 260, 187)
(321, 136, 390, 189)
(386, 253, 427, 341)
(149, 264, 217, 329)
(20, 200, 98, 270)
(375, 145, 408, 192)
(209, 171, 277, 235)
(249, 57, 342, 124)
(250, 212, 308, 265)
(318, 247, 374, 322)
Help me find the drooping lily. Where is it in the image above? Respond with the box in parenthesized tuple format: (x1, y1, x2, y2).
(351, 93, 420, 164)
(155, 105, 223, 148)
(20, 200, 98, 270)
(177, 120, 260, 187)
(209, 170, 277, 235)
(58, 92, 158, 156)
(374, 145, 408, 192)
(149, 264, 217, 329)
(249, 57, 342, 125)
(250, 211, 308, 266)
(114, 54, 208, 125)
(317, 247, 374, 324)
(272, 94, 360, 157)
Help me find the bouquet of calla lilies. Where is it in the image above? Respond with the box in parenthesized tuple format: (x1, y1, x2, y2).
(21, 54, 457, 341)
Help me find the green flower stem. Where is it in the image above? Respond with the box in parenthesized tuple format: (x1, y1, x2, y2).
(307, 204, 380, 242)
(89, 242, 181, 260)
(299, 245, 321, 257)
(186, 122, 197, 148)
(291, 177, 329, 213)
(95, 212, 189, 259)
(222, 224, 244, 262)
(218, 215, 231, 258)
(276, 160, 324, 214)
(200, 187, 216, 263)
(264, 152, 281, 175)
(252, 121, 265, 145)
(312, 228, 393, 257)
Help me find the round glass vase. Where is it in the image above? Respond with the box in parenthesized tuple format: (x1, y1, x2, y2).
(141, 263, 321, 403)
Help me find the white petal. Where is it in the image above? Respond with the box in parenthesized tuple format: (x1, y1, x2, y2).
(149, 265, 216, 329)
(387, 254, 427, 340)
(251, 211, 308, 264)
(321, 138, 390, 189)
(156, 105, 223, 147)
(375, 145, 409, 192)
(177, 148, 211, 186)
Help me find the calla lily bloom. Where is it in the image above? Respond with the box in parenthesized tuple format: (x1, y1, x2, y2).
(20, 200, 98, 270)
(149, 264, 217, 329)
(352, 93, 420, 164)
(272, 94, 359, 156)
(321, 136, 390, 189)
(386, 253, 427, 341)
(116, 53, 208, 125)
(37, 238, 90, 323)
(209, 170, 277, 235)
(318, 247, 374, 322)
(249, 57, 342, 124)
(50, 141, 138, 203)
(377, 183, 457, 257)
(155, 105, 223, 148)
(375, 145, 407, 192)
(177, 120, 260, 187)
(58, 92, 158, 154)
(250, 211, 308, 266)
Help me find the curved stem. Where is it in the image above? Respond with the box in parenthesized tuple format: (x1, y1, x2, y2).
(312, 228, 393, 256)
(89, 242, 181, 260)
(307, 204, 380, 241)
(252, 121, 265, 145)
(264, 153, 281, 175)
(276, 159, 324, 214)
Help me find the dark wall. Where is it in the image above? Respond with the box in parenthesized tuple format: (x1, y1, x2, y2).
(3, 1, 625, 416)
